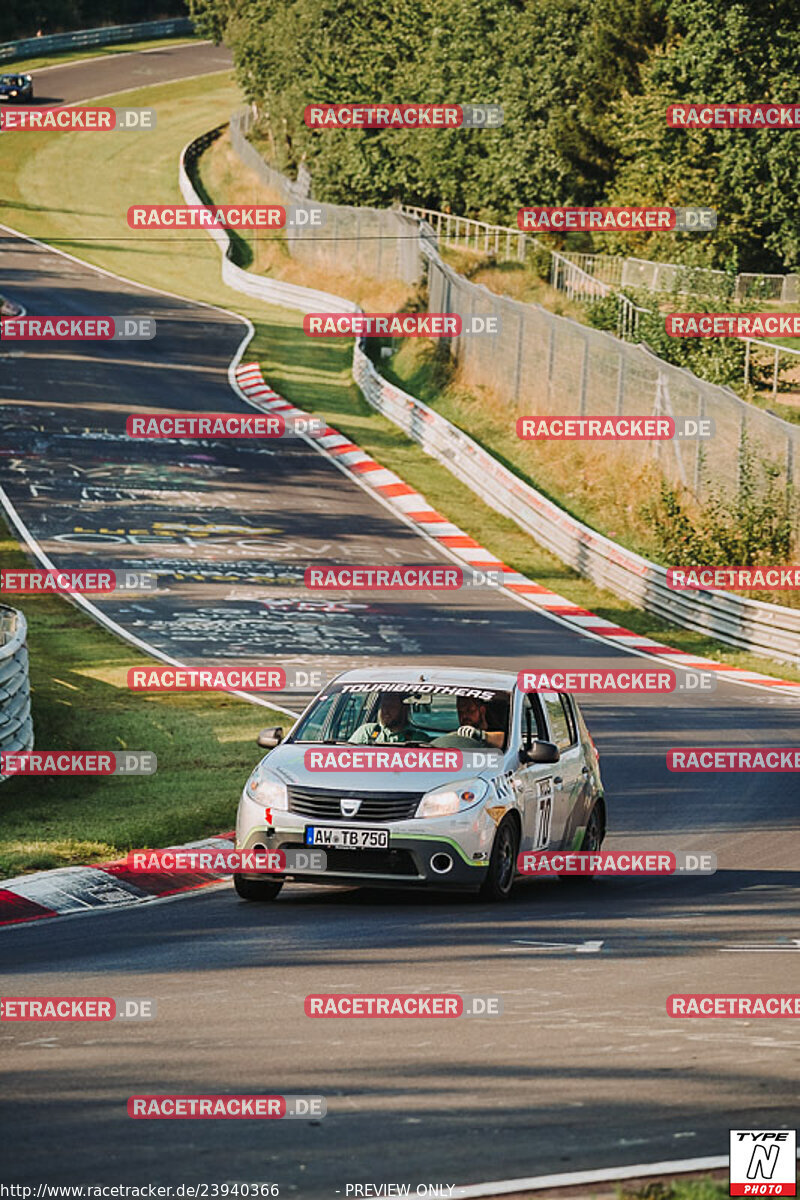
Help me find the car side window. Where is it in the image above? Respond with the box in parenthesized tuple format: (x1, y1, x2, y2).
(541, 692, 574, 752)
(559, 693, 578, 746)
(521, 694, 547, 744)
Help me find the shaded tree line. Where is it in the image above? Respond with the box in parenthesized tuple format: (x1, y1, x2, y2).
(190, 0, 799, 273)
(2, 0, 187, 44)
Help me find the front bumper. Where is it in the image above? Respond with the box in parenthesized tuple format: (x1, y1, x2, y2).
(236, 795, 496, 890)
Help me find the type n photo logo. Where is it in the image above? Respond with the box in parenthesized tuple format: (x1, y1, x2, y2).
(730, 1130, 797, 1196)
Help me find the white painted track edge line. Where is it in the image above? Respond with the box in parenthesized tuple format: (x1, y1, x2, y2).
(451, 1155, 730, 1197)
(453, 1149, 800, 1198)
(0, 484, 298, 719)
(0, 223, 300, 719)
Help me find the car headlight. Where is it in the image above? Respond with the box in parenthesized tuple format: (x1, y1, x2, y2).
(245, 764, 288, 809)
(416, 777, 489, 818)
(10, 91, 17, 96)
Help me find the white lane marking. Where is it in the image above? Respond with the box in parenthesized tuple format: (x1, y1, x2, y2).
(504, 939, 604, 953)
(719, 939, 800, 952)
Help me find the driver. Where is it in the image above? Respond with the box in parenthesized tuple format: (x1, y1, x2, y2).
(454, 694, 490, 743)
(432, 693, 507, 748)
(349, 691, 430, 744)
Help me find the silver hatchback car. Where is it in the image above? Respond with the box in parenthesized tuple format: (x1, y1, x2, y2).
(234, 666, 606, 902)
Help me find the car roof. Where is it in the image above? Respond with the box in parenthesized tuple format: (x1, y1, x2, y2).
(328, 665, 518, 689)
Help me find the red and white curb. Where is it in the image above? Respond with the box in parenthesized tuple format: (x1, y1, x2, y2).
(236, 361, 800, 697)
(0, 834, 234, 927)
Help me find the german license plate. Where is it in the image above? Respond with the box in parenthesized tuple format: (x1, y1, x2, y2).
(304, 825, 389, 849)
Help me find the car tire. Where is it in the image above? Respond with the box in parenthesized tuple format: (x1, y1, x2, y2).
(559, 801, 605, 879)
(479, 817, 519, 902)
(581, 801, 605, 852)
(233, 873, 284, 902)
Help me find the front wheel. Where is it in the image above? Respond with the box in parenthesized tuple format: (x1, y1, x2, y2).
(559, 801, 605, 880)
(233, 873, 283, 901)
(581, 801, 605, 852)
(480, 817, 519, 901)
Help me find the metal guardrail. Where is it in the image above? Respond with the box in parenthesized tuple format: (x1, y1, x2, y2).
(194, 121, 799, 666)
(400, 204, 529, 261)
(179, 128, 360, 315)
(0, 605, 34, 780)
(0, 17, 194, 63)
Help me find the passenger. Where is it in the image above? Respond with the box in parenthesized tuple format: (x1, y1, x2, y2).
(349, 692, 430, 744)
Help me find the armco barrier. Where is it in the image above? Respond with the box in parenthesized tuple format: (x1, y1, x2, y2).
(180, 128, 360, 315)
(184, 122, 800, 669)
(0, 17, 194, 63)
(0, 606, 34, 781)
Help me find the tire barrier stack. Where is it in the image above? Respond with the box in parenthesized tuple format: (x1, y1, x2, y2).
(0, 606, 34, 782)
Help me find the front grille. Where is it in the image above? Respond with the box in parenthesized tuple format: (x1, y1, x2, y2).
(287, 784, 422, 823)
(280, 842, 419, 877)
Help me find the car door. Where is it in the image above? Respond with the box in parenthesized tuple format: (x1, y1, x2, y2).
(540, 691, 583, 846)
(515, 693, 558, 852)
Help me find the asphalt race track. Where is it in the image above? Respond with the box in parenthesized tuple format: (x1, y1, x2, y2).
(1, 44, 798, 1195)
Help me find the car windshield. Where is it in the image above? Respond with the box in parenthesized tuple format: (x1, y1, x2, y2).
(290, 682, 511, 749)
(1, 76, 23, 85)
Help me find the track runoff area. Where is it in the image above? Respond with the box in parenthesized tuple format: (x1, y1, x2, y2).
(0, 37, 798, 1200)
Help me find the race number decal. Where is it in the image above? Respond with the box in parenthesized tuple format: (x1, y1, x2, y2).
(534, 777, 553, 849)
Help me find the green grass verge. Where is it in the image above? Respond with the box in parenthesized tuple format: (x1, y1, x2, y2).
(5, 36, 203, 74)
(0, 523, 290, 879)
(0, 68, 796, 721)
(618, 1178, 728, 1200)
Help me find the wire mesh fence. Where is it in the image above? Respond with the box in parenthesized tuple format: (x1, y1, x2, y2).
(425, 244, 798, 504)
(231, 110, 422, 285)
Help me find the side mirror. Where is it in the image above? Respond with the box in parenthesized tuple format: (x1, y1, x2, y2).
(520, 739, 560, 765)
(257, 726, 284, 749)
